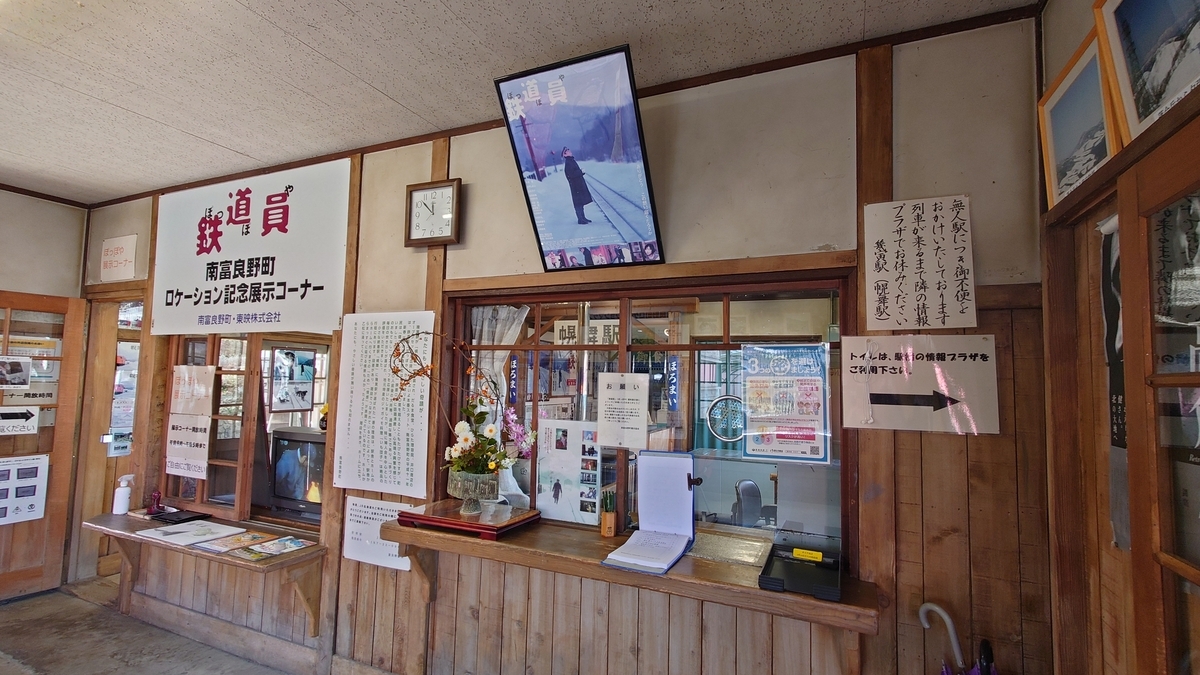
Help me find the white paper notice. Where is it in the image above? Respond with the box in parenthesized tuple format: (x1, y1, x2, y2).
(334, 312, 433, 498)
(864, 195, 977, 331)
(343, 496, 414, 571)
(597, 372, 649, 449)
(0, 454, 49, 525)
(171, 365, 215, 416)
(100, 234, 137, 282)
(165, 413, 210, 478)
(0, 407, 39, 436)
(842, 335, 999, 434)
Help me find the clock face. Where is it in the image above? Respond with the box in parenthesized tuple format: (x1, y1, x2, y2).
(410, 186, 455, 239)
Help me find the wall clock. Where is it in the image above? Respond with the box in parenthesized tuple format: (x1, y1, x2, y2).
(404, 178, 461, 247)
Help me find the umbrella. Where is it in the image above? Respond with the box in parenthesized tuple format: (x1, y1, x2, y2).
(918, 602, 966, 673)
(967, 640, 998, 675)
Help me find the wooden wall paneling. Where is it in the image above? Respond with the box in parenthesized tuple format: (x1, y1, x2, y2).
(608, 583, 640, 674)
(811, 624, 851, 674)
(637, 589, 670, 675)
(476, 559, 506, 675)
(771, 616, 811, 675)
(369, 565, 395, 672)
(248, 570, 267, 632)
(701, 602, 736, 675)
(67, 300, 118, 581)
(856, 41, 897, 675)
(165, 547, 185, 607)
(320, 153, 363, 674)
(735, 608, 772, 675)
(452, 554, 482, 675)
(430, 552, 460, 675)
(667, 594, 700, 675)
(335, 491, 361, 656)
(178, 553, 196, 610)
(894, 429, 924, 675)
(580, 578, 610, 675)
(966, 311, 1023, 667)
(553, 574, 583, 675)
(352, 528, 380, 664)
(525, 567, 555, 675)
(132, 195, 168, 509)
(1013, 307, 1054, 675)
(1042, 219, 1095, 675)
(500, 563, 530, 675)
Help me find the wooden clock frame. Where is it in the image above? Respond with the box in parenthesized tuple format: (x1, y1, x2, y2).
(404, 177, 462, 247)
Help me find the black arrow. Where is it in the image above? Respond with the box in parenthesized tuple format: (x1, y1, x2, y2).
(869, 391, 961, 411)
(0, 409, 34, 421)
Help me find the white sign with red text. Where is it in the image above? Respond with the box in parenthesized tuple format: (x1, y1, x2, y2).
(152, 159, 350, 335)
(100, 234, 137, 282)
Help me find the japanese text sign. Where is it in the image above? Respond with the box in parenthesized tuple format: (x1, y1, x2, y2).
(742, 344, 831, 464)
(100, 234, 137, 282)
(152, 159, 350, 335)
(0, 406, 39, 436)
(864, 195, 977, 331)
(0, 454, 49, 525)
(171, 366, 215, 416)
(841, 335, 999, 434)
(343, 496, 416, 571)
(165, 413, 209, 479)
(597, 372, 649, 449)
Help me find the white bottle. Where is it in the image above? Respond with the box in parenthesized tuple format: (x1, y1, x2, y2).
(112, 474, 135, 515)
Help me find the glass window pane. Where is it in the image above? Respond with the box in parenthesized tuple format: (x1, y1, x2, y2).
(218, 373, 244, 406)
(1162, 387, 1200, 566)
(730, 291, 837, 341)
(9, 310, 65, 340)
(184, 338, 208, 366)
(117, 301, 144, 330)
(207, 464, 238, 505)
(1174, 575, 1200, 670)
(1152, 193, 1200, 373)
(215, 419, 241, 442)
(218, 337, 247, 370)
(5, 311, 65, 384)
(631, 296, 722, 344)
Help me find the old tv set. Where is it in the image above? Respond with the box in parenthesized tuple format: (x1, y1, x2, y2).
(269, 427, 325, 523)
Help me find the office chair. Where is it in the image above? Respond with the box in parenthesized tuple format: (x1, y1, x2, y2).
(731, 479, 762, 527)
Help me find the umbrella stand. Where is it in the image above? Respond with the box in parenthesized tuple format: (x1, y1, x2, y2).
(918, 602, 966, 671)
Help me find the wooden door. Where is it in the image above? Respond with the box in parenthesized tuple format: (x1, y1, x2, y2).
(0, 290, 86, 600)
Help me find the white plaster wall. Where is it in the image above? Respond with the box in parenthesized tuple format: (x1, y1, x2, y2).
(84, 197, 153, 285)
(894, 20, 1041, 285)
(0, 190, 85, 297)
(640, 55, 858, 261)
(1043, 0, 1097, 88)
(446, 129, 544, 279)
(357, 142, 434, 312)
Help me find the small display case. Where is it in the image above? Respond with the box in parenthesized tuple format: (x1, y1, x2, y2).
(758, 529, 843, 602)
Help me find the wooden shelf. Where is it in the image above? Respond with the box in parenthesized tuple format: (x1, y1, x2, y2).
(379, 518, 880, 635)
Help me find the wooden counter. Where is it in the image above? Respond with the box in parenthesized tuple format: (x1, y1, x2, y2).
(379, 517, 879, 635)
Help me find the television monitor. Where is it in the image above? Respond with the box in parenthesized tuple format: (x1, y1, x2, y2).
(495, 45, 664, 273)
(269, 427, 325, 522)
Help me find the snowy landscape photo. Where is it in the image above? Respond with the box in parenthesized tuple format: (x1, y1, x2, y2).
(1042, 38, 1112, 204)
(1102, 0, 1200, 139)
(496, 46, 663, 272)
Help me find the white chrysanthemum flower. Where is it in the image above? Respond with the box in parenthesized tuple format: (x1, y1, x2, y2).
(483, 423, 498, 439)
(451, 446, 462, 459)
(444, 448, 452, 460)
(458, 432, 473, 447)
(500, 456, 516, 469)
(454, 420, 470, 435)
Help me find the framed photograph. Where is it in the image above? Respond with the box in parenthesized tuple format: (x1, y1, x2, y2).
(495, 45, 665, 273)
(1096, 0, 1200, 143)
(270, 348, 316, 413)
(1038, 31, 1121, 207)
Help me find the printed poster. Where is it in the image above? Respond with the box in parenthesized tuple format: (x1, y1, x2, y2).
(111, 341, 139, 429)
(6, 337, 62, 383)
(343, 496, 416, 571)
(597, 372, 649, 450)
(536, 419, 600, 525)
(0, 454, 49, 525)
(864, 195, 977, 331)
(270, 348, 315, 412)
(165, 414, 209, 479)
(841, 335, 999, 435)
(152, 158, 350, 335)
(334, 312, 433, 498)
(742, 344, 832, 463)
(0, 357, 33, 390)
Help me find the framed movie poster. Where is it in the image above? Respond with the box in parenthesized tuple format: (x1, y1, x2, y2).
(270, 347, 315, 413)
(1038, 30, 1122, 207)
(495, 45, 664, 272)
(1096, 0, 1200, 143)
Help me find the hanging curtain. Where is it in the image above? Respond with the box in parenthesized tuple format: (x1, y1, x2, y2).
(470, 305, 530, 416)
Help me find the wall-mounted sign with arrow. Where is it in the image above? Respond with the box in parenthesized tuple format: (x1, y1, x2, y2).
(0, 406, 40, 436)
(842, 335, 999, 435)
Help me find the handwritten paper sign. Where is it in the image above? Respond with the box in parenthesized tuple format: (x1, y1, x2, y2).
(864, 195, 977, 331)
(171, 366, 215, 416)
(100, 234, 137, 282)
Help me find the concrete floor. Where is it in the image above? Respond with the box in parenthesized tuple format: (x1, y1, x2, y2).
(0, 578, 287, 675)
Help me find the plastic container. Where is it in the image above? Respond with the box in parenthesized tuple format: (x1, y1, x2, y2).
(112, 474, 134, 515)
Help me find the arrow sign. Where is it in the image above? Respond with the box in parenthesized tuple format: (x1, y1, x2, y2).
(0, 409, 34, 422)
(869, 391, 961, 411)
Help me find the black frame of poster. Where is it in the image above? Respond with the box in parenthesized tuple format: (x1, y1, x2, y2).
(494, 45, 665, 273)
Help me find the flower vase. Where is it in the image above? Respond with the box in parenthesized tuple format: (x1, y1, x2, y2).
(447, 470, 499, 515)
(511, 458, 531, 494)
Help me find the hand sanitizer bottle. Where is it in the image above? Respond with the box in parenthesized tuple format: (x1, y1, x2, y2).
(112, 475, 135, 515)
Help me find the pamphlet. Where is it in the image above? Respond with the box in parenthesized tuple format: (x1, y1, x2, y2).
(192, 531, 279, 553)
(249, 536, 315, 555)
(134, 521, 245, 546)
(226, 548, 274, 562)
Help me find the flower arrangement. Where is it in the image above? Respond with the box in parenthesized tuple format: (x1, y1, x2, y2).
(442, 367, 536, 474)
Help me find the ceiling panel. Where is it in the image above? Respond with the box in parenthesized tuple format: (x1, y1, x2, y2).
(0, 0, 1030, 204)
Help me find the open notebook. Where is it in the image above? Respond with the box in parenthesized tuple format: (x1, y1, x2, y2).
(603, 451, 694, 575)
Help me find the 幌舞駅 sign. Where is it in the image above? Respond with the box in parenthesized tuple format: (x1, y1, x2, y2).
(152, 159, 350, 335)
(841, 335, 999, 434)
(864, 195, 977, 331)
